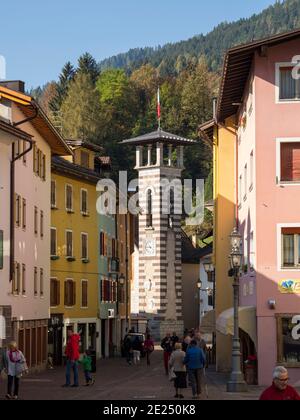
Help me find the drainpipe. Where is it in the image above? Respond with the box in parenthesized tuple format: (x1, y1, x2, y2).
(10, 105, 38, 282)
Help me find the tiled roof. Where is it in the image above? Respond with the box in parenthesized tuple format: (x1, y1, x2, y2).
(121, 129, 196, 146)
(52, 156, 101, 184)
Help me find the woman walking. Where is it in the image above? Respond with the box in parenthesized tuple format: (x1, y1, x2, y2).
(144, 334, 155, 366)
(169, 342, 187, 399)
(4, 341, 28, 400)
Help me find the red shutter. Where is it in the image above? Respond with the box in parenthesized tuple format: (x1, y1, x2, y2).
(281, 143, 300, 182)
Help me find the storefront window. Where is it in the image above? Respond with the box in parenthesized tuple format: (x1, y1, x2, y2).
(277, 315, 300, 367)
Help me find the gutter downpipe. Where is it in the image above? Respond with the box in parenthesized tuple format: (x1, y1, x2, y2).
(10, 105, 38, 282)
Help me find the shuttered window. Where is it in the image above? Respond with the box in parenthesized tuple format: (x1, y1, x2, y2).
(40, 268, 44, 297)
(81, 189, 88, 214)
(81, 233, 88, 259)
(22, 198, 26, 230)
(81, 151, 89, 168)
(15, 194, 21, 227)
(40, 211, 44, 238)
(34, 267, 38, 296)
(34, 206, 38, 235)
(280, 67, 300, 100)
(66, 185, 73, 211)
(22, 264, 26, 295)
(100, 232, 105, 256)
(50, 279, 60, 307)
(81, 280, 88, 308)
(51, 228, 57, 256)
(281, 142, 300, 182)
(65, 280, 76, 306)
(51, 180, 56, 208)
(282, 228, 300, 268)
(66, 231, 73, 257)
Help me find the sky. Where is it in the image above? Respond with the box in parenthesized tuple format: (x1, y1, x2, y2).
(0, 0, 276, 88)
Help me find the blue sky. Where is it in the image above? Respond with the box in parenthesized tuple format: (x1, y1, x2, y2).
(1, 0, 275, 88)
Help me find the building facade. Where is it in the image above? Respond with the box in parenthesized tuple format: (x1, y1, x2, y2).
(201, 29, 300, 386)
(0, 81, 71, 371)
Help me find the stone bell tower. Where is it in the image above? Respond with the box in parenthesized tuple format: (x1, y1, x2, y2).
(122, 129, 195, 340)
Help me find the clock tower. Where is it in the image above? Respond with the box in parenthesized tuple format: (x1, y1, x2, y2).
(122, 129, 196, 340)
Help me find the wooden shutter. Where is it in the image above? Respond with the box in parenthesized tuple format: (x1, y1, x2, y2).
(64, 281, 68, 306)
(82, 281, 88, 307)
(72, 281, 76, 306)
(281, 143, 300, 182)
(0, 230, 3, 270)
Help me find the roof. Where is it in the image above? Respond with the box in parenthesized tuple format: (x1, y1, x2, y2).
(121, 128, 196, 146)
(0, 119, 33, 141)
(181, 230, 213, 264)
(217, 28, 300, 122)
(198, 119, 215, 143)
(52, 156, 101, 184)
(66, 139, 103, 153)
(0, 85, 72, 156)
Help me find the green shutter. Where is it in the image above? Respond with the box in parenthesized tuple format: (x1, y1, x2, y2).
(0, 230, 3, 269)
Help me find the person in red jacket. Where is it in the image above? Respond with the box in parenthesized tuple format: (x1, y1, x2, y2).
(63, 328, 80, 388)
(260, 366, 300, 401)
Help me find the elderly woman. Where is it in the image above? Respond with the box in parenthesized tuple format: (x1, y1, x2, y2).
(4, 341, 27, 400)
(169, 342, 187, 399)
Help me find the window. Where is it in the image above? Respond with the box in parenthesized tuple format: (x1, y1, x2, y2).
(277, 315, 300, 366)
(22, 264, 26, 295)
(0, 230, 3, 270)
(33, 144, 38, 173)
(51, 180, 56, 208)
(22, 198, 26, 230)
(146, 189, 153, 228)
(239, 175, 242, 205)
(101, 278, 115, 302)
(100, 232, 105, 256)
(250, 151, 254, 189)
(81, 280, 88, 308)
(66, 184, 73, 212)
(40, 211, 44, 238)
(51, 228, 57, 256)
(13, 262, 21, 294)
(22, 141, 27, 164)
(281, 228, 300, 268)
(66, 230, 73, 258)
(34, 267, 38, 296)
(65, 279, 76, 306)
(42, 154, 46, 180)
(40, 268, 44, 297)
(81, 189, 88, 214)
(280, 142, 300, 183)
(50, 278, 60, 307)
(15, 194, 21, 227)
(34, 206, 38, 235)
(80, 151, 89, 168)
(279, 66, 300, 101)
(112, 238, 116, 258)
(244, 165, 248, 200)
(81, 233, 88, 260)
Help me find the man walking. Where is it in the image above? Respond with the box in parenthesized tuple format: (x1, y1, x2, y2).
(63, 328, 80, 388)
(184, 340, 206, 399)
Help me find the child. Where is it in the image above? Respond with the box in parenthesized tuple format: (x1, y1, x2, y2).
(79, 350, 94, 386)
(47, 353, 54, 369)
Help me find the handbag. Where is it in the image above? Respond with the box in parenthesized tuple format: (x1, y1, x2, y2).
(169, 366, 176, 382)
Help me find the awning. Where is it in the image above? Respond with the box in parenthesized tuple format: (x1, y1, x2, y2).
(200, 310, 215, 334)
(216, 306, 257, 348)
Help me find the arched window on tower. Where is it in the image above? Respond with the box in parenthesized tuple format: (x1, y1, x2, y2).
(168, 188, 174, 228)
(146, 189, 153, 228)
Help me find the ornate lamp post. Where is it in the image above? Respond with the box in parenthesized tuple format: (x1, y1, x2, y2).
(119, 274, 128, 332)
(203, 258, 216, 362)
(227, 227, 248, 392)
(197, 279, 202, 329)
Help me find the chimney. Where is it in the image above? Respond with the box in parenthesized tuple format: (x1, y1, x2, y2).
(0, 80, 25, 93)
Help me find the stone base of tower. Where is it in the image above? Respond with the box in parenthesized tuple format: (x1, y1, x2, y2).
(148, 319, 184, 342)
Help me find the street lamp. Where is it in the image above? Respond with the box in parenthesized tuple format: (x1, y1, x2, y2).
(203, 258, 216, 361)
(227, 227, 248, 393)
(197, 280, 202, 329)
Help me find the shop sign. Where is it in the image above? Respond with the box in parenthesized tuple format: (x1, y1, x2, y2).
(279, 280, 300, 294)
(292, 315, 300, 341)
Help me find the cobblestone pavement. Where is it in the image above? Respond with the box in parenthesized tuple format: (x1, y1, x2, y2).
(0, 349, 277, 401)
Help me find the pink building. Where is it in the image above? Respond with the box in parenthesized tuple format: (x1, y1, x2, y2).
(0, 81, 71, 370)
(217, 30, 300, 386)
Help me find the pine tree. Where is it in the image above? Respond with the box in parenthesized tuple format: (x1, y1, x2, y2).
(77, 52, 99, 84)
(49, 61, 75, 112)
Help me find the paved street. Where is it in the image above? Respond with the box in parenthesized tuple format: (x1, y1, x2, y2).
(0, 349, 271, 400)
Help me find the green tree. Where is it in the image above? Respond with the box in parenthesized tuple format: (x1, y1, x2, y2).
(61, 72, 102, 142)
(49, 61, 75, 112)
(77, 52, 99, 84)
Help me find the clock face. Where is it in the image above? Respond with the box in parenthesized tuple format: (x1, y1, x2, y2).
(144, 239, 156, 256)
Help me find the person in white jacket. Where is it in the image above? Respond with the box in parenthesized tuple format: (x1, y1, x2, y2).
(3, 341, 27, 400)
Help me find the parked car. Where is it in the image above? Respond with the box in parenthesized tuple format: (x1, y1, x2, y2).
(121, 333, 146, 357)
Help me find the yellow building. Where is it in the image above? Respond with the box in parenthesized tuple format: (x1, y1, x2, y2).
(200, 118, 236, 372)
(49, 140, 103, 363)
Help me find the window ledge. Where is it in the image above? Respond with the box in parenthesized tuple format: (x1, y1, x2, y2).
(66, 256, 76, 262)
(81, 211, 90, 217)
(278, 181, 300, 186)
(81, 258, 90, 264)
(66, 209, 74, 214)
(51, 255, 60, 261)
(51, 205, 58, 210)
(145, 227, 155, 231)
